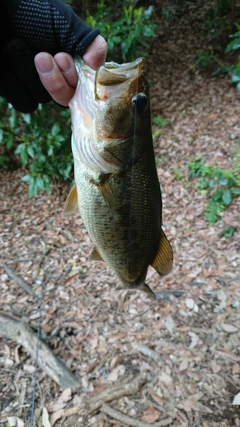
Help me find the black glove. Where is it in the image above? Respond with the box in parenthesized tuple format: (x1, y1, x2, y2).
(0, 0, 100, 112)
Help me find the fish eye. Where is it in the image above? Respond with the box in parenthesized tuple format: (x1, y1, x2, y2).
(132, 93, 148, 113)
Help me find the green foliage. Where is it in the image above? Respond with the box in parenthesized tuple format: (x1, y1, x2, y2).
(0, 97, 72, 197)
(152, 115, 168, 140)
(223, 224, 237, 238)
(161, 6, 179, 22)
(86, 1, 157, 62)
(186, 156, 240, 228)
(194, 50, 215, 69)
(212, 0, 231, 17)
(201, 0, 231, 41)
(232, 140, 240, 180)
(152, 115, 168, 128)
(225, 24, 240, 91)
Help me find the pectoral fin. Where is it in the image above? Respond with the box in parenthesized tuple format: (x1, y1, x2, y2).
(89, 246, 103, 261)
(151, 230, 173, 276)
(90, 174, 117, 211)
(62, 183, 78, 217)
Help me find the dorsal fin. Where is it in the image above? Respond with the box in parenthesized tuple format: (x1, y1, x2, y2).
(62, 184, 78, 217)
(151, 229, 173, 276)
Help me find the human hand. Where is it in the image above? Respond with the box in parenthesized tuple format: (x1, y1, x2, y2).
(34, 35, 107, 106)
(0, 0, 107, 112)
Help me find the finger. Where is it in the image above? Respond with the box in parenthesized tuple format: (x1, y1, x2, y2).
(83, 35, 107, 70)
(54, 52, 78, 87)
(34, 52, 75, 106)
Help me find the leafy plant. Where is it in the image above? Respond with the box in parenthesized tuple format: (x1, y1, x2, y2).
(194, 50, 215, 69)
(0, 97, 72, 197)
(225, 23, 240, 91)
(86, 1, 157, 62)
(186, 156, 240, 228)
(223, 224, 237, 238)
(0, 97, 17, 168)
(213, 0, 231, 17)
(152, 115, 168, 139)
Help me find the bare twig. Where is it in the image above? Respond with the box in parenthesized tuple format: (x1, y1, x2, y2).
(64, 373, 149, 417)
(17, 381, 27, 418)
(101, 404, 173, 427)
(136, 344, 163, 368)
(0, 312, 80, 391)
(56, 264, 72, 285)
(1, 262, 38, 300)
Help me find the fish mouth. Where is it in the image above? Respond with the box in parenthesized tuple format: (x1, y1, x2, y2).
(74, 56, 145, 103)
(94, 57, 145, 100)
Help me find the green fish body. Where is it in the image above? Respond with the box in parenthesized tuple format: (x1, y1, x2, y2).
(64, 57, 173, 297)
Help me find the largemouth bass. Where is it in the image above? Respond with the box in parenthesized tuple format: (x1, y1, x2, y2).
(64, 57, 173, 298)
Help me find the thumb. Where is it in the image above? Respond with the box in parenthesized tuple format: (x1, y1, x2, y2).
(82, 35, 107, 70)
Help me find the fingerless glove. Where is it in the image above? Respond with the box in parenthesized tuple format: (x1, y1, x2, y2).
(0, 0, 100, 112)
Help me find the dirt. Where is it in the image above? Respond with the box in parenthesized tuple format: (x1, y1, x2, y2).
(0, 1, 240, 426)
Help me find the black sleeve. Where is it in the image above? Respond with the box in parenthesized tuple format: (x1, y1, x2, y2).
(0, 0, 100, 112)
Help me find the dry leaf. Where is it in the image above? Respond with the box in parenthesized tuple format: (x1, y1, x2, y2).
(232, 363, 240, 374)
(141, 407, 160, 423)
(185, 298, 195, 309)
(233, 392, 240, 405)
(150, 391, 164, 406)
(182, 399, 193, 412)
(211, 360, 221, 374)
(7, 418, 24, 427)
(221, 323, 238, 333)
(42, 407, 52, 427)
(48, 388, 72, 413)
(107, 365, 126, 382)
(165, 315, 175, 334)
(50, 409, 64, 426)
(179, 357, 188, 372)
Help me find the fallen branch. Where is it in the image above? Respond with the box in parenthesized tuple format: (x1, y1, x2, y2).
(1, 262, 38, 300)
(136, 344, 163, 368)
(64, 373, 149, 417)
(0, 312, 80, 391)
(101, 404, 173, 427)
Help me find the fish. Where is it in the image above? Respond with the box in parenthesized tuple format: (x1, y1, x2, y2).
(63, 56, 173, 298)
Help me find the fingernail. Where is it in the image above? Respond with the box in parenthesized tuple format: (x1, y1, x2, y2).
(59, 57, 72, 75)
(35, 56, 54, 76)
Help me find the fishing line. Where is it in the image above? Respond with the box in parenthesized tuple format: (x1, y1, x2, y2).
(29, 277, 44, 426)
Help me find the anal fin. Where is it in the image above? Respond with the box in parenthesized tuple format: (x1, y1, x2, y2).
(151, 229, 173, 276)
(62, 183, 78, 217)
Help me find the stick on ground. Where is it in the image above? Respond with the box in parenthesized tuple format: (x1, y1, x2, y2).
(101, 404, 173, 427)
(1, 262, 38, 300)
(64, 373, 149, 417)
(0, 312, 80, 391)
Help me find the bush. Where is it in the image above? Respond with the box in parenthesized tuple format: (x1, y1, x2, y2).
(86, 1, 157, 62)
(225, 24, 240, 91)
(186, 156, 240, 228)
(0, 97, 72, 197)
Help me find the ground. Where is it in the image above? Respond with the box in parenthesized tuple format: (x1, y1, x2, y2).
(0, 1, 240, 426)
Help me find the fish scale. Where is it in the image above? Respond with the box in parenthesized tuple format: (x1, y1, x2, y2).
(64, 57, 173, 297)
